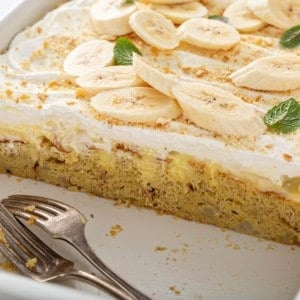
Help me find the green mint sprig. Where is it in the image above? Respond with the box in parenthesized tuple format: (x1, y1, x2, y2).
(264, 98, 300, 134)
(280, 25, 300, 49)
(113, 37, 142, 65)
(208, 15, 228, 23)
(124, 0, 136, 3)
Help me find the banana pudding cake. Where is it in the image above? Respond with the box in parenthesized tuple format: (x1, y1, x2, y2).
(0, 0, 299, 244)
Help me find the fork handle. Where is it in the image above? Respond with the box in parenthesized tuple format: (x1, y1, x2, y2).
(67, 234, 151, 300)
(61, 269, 133, 300)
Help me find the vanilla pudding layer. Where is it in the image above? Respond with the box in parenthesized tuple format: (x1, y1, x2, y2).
(0, 0, 299, 244)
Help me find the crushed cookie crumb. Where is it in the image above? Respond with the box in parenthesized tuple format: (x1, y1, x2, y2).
(155, 246, 167, 252)
(107, 224, 123, 237)
(27, 215, 37, 225)
(37, 93, 47, 102)
(170, 285, 181, 295)
(25, 257, 37, 270)
(5, 89, 13, 97)
(0, 228, 8, 246)
(0, 261, 16, 272)
(36, 26, 42, 34)
(75, 87, 90, 99)
(283, 153, 292, 162)
(24, 205, 35, 212)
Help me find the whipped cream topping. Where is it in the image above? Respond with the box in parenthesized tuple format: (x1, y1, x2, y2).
(0, 0, 299, 195)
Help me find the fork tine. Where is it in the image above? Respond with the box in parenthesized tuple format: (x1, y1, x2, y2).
(3, 201, 52, 221)
(0, 204, 59, 263)
(0, 204, 74, 282)
(8, 195, 69, 211)
(3, 198, 60, 216)
(0, 211, 46, 270)
(2, 205, 48, 223)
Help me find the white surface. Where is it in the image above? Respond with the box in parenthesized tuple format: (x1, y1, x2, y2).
(1, 1, 300, 300)
(0, 270, 103, 300)
(1, 175, 300, 300)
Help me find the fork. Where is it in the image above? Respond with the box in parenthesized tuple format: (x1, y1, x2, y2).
(2, 195, 151, 300)
(0, 203, 134, 300)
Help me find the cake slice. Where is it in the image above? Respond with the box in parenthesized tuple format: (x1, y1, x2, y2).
(0, 0, 299, 245)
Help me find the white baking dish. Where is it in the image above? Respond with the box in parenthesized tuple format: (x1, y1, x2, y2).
(0, 0, 65, 51)
(1, 1, 300, 300)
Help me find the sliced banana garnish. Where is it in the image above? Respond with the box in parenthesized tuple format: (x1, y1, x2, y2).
(90, 0, 137, 36)
(63, 40, 114, 77)
(177, 17, 240, 50)
(129, 10, 180, 49)
(247, 0, 300, 29)
(230, 55, 300, 91)
(151, 2, 208, 24)
(172, 81, 266, 137)
(76, 66, 146, 94)
(132, 53, 178, 97)
(224, 0, 265, 33)
(91, 87, 181, 123)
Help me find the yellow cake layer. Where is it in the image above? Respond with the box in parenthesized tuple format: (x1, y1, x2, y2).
(1, 138, 299, 245)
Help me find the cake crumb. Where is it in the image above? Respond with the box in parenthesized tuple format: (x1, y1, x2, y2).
(0, 261, 16, 272)
(169, 285, 181, 295)
(265, 244, 275, 250)
(24, 205, 35, 212)
(225, 242, 241, 250)
(0, 228, 8, 246)
(155, 246, 167, 252)
(283, 153, 292, 162)
(155, 209, 166, 215)
(25, 257, 37, 270)
(265, 144, 274, 149)
(114, 199, 131, 208)
(107, 224, 123, 237)
(27, 215, 36, 225)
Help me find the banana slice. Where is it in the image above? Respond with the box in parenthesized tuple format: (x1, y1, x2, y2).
(90, 87, 181, 123)
(132, 53, 178, 97)
(129, 10, 179, 49)
(177, 18, 240, 50)
(76, 66, 146, 94)
(151, 2, 208, 24)
(247, 0, 300, 29)
(63, 40, 114, 77)
(230, 55, 300, 91)
(224, 0, 265, 33)
(172, 81, 265, 137)
(90, 0, 137, 36)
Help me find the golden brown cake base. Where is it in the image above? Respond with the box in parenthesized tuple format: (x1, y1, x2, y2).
(0, 138, 299, 245)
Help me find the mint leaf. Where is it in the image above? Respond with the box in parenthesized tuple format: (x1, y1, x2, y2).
(264, 98, 300, 133)
(124, 0, 136, 3)
(280, 25, 300, 49)
(208, 15, 228, 23)
(114, 37, 142, 65)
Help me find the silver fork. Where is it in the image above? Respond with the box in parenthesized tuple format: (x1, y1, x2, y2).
(0, 203, 134, 300)
(2, 195, 151, 300)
